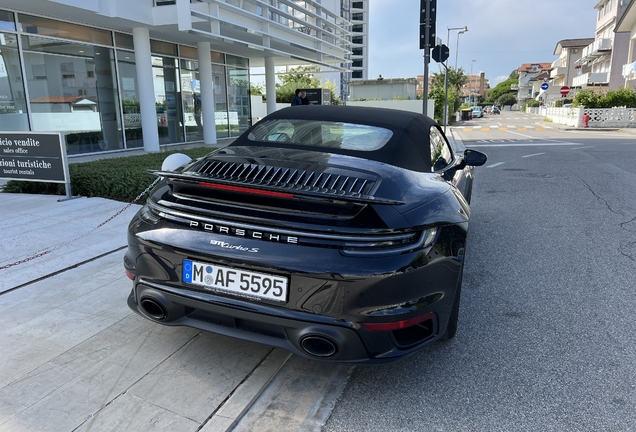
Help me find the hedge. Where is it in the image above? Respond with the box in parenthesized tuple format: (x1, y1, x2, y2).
(2, 147, 215, 204)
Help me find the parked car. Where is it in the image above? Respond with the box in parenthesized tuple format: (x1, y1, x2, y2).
(124, 105, 488, 364)
(492, 106, 500, 115)
(470, 106, 483, 118)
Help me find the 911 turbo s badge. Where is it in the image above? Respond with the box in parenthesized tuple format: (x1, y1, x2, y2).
(210, 239, 259, 253)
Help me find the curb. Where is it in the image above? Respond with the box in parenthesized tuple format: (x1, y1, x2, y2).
(201, 348, 292, 432)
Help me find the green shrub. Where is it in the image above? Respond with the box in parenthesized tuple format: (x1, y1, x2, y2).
(2, 147, 215, 203)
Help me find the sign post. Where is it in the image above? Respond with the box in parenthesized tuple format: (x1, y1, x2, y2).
(560, 86, 570, 97)
(420, 0, 437, 117)
(0, 131, 75, 201)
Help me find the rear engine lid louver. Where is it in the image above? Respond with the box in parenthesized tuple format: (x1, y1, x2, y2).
(194, 160, 374, 197)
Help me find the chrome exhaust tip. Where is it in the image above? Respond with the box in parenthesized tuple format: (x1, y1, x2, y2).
(300, 335, 338, 357)
(139, 297, 167, 320)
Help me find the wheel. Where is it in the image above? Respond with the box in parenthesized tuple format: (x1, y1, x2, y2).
(441, 270, 463, 340)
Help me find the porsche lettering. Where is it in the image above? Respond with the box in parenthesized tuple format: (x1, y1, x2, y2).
(189, 220, 298, 244)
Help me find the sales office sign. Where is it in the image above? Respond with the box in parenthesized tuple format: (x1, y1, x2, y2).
(0, 131, 69, 183)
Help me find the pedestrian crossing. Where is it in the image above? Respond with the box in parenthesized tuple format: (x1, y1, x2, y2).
(454, 125, 552, 132)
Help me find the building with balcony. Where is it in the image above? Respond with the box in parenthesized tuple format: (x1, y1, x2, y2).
(0, 0, 351, 156)
(550, 39, 594, 91)
(461, 73, 489, 102)
(615, 0, 636, 88)
(575, 0, 630, 90)
(516, 63, 552, 105)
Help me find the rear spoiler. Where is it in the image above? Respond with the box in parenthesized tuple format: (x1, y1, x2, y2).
(149, 170, 406, 205)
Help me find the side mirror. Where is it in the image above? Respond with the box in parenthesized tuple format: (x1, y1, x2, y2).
(464, 149, 487, 167)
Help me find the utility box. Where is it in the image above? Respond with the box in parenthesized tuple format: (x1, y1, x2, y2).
(300, 88, 331, 105)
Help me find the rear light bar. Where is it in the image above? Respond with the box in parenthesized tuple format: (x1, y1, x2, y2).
(363, 312, 436, 331)
(198, 181, 294, 199)
(125, 270, 135, 280)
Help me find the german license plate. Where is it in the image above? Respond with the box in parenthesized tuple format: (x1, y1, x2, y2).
(182, 259, 288, 302)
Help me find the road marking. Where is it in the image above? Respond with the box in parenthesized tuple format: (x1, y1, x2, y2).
(522, 152, 546, 158)
(498, 127, 509, 130)
(481, 127, 490, 131)
(468, 142, 582, 148)
(535, 127, 546, 131)
(517, 127, 527, 131)
(507, 125, 516, 128)
(569, 146, 595, 149)
(487, 162, 506, 168)
(504, 130, 537, 138)
(464, 127, 473, 132)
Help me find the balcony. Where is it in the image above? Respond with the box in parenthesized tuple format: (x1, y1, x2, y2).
(550, 67, 567, 79)
(187, 0, 351, 70)
(572, 72, 608, 87)
(578, 38, 613, 65)
(511, 83, 519, 90)
(623, 62, 636, 79)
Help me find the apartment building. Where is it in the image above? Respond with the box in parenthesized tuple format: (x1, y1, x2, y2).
(615, 0, 636, 87)
(461, 73, 489, 102)
(516, 63, 552, 105)
(574, 0, 630, 90)
(0, 0, 351, 155)
(550, 38, 594, 91)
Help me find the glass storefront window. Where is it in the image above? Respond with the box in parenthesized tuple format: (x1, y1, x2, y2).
(115, 33, 134, 50)
(0, 33, 28, 131)
(150, 40, 177, 56)
(152, 56, 184, 144)
(180, 58, 202, 142)
(212, 64, 228, 138)
(117, 50, 142, 148)
(179, 45, 198, 60)
(18, 15, 112, 46)
(225, 54, 248, 68)
(226, 67, 250, 137)
(210, 51, 224, 64)
(22, 35, 123, 154)
(0, 10, 15, 31)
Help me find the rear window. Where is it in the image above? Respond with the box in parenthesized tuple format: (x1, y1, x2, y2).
(247, 119, 393, 151)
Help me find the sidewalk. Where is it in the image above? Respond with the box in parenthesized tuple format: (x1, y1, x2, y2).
(0, 192, 289, 432)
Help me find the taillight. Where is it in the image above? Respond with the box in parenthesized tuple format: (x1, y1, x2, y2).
(125, 270, 135, 280)
(198, 182, 295, 199)
(363, 312, 436, 331)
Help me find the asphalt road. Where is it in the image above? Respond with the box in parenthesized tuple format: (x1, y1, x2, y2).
(322, 112, 636, 431)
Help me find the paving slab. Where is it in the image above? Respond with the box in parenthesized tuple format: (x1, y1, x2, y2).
(0, 193, 291, 431)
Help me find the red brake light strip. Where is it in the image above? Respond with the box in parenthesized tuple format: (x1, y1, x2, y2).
(363, 312, 436, 331)
(198, 182, 295, 199)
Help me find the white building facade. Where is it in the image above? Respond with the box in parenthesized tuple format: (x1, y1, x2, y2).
(0, 0, 351, 155)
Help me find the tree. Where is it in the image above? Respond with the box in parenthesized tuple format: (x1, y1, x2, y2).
(276, 65, 321, 103)
(428, 67, 467, 123)
(509, 69, 519, 81)
(322, 79, 341, 105)
(497, 93, 517, 107)
(486, 78, 517, 104)
(250, 82, 264, 97)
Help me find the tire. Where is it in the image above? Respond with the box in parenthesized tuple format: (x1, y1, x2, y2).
(441, 271, 463, 340)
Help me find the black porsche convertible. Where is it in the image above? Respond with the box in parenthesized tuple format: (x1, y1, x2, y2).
(124, 105, 487, 364)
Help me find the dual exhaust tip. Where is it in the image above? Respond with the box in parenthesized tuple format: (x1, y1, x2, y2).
(139, 295, 338, 358)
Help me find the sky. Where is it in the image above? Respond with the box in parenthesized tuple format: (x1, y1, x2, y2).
(368, 0, 601, 86)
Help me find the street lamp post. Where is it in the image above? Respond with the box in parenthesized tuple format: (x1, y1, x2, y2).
(470, 59, 476, 106)
(444, 26, 467, 132)
(455, 28, 467, 70)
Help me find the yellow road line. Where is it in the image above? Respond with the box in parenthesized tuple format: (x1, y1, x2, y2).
(517, 127, 527, 131)
(481, 127, 490, 131)
(535, 127, 546, 131)
(463, 128, 473, 132)
(498, 127, 508, 130)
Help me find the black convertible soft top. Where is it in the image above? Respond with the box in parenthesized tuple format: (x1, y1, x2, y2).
(231, 105, 437, 172)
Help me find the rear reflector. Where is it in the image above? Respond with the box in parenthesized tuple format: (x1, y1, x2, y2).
(125, 270, 135, 280)
(363, 312, 436, 331)
(198, 182, 294, 199)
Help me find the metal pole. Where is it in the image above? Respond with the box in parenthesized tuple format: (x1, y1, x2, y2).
(443, 64, 449, 132)
(422, 0, 430, 116)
